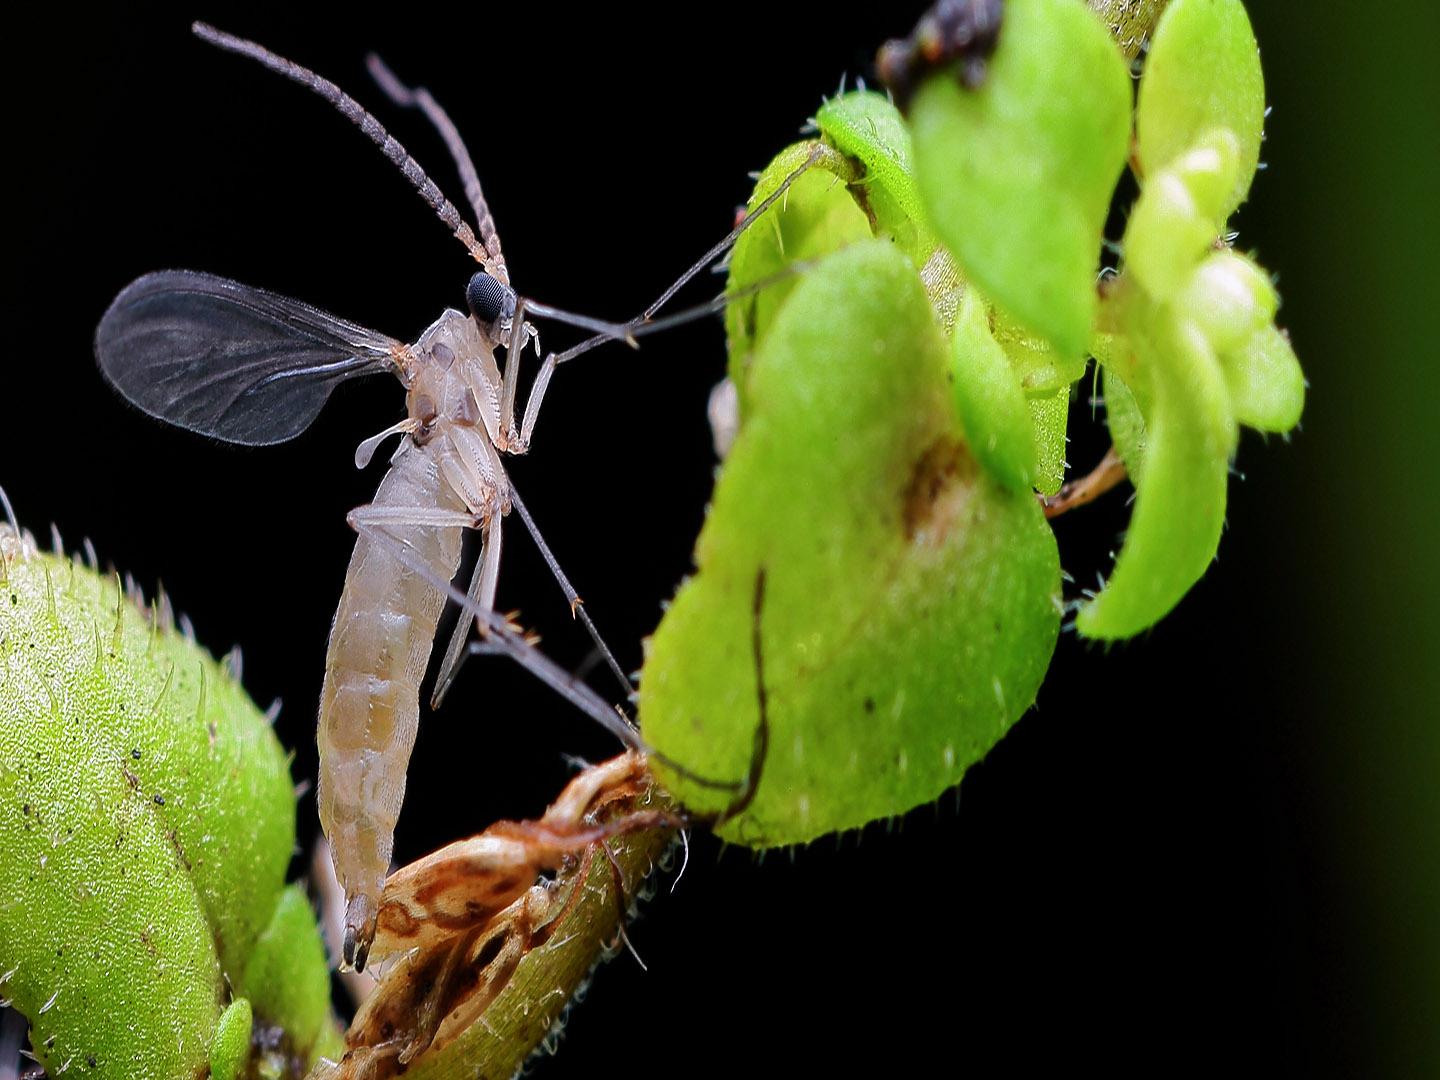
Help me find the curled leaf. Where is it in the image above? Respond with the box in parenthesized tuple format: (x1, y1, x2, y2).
(724, 141, 866, 388)
(815, 90, 935, 264)
(1078, 316, 1232, 638)
(1125, 129, 1242, 298)
(1176, 249, 1278, 354)
(1027, 389, 1071, 497)
(210, 998, 254, 1080)
(1103, 364, 1150, 481)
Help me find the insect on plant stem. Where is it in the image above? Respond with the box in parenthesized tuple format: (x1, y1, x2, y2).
(323, 567, 776, 1077)
(94, 25, 815, 972)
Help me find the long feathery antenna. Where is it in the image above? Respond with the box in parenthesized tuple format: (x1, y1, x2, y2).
(191, 23, 492, 271)
(365, 53, 506, 279)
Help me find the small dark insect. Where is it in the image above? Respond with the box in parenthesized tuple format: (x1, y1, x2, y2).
(877, 0, 1006, 106)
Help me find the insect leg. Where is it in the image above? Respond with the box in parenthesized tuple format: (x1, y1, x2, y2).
(348, 514, 640, 749)
(513, 260, 813, 451)
(349, 512, 755, 799)
(507, 487, 632, 695)
(499, 297, 527, 441)
(431, 515, 502, 709)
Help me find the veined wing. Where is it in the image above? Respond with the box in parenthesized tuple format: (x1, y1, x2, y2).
(95, 270, 404, 446)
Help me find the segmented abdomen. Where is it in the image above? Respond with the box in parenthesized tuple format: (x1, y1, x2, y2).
(317, 442, 465, 947)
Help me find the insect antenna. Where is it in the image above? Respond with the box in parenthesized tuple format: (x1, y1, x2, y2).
(365, 51, 645, 353)
(365, 53, 506, 279)
(190, 23, 494, 273)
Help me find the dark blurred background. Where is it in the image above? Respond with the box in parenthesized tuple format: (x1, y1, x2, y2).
(4, 3, 1435, 1075)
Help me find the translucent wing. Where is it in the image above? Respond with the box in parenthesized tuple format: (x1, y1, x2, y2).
(95, 270, 405, 446)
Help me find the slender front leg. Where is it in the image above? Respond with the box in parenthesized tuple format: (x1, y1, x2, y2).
(516, 351, 556, 452)
(499, 297, 527, 446)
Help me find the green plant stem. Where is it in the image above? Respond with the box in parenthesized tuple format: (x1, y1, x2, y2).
(404, 806, 677, 1079)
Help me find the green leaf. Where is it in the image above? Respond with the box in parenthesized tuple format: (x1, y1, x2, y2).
(210, 998, 253, 1080)
(815, 90, 935, 264)
(992, 306, 1089, 395)
(1176, 249, 1278, 353)
(1078, 316, 1233, 638)
(1028, 389, 1070, 497)
(1103, 364, 1150, 482)
(1125, 129, 1242, 297)
(909, 0, 1131, 357)
(643, 241, 1060, 845)
(239, 885, 343, 1067)
(1223, 322, 1306, 433)
(724, 141, 867, 393)
(0, 530, 335, 1074)
(950, 290, 1037, 492)
(1137, 0, 1266, 219)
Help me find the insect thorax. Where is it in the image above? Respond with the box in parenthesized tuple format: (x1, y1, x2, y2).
(406, 310, 504, 440)
(405, 309, 510, 519)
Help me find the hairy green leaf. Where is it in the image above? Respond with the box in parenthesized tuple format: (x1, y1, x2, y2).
(643, 241, 1060, 845)
(724, 141, 866, 392)
(815, 90, 935, 265)
(0, 529, 337, 1076)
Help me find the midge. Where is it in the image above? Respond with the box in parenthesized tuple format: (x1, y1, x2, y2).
(95, 23, 808, 971)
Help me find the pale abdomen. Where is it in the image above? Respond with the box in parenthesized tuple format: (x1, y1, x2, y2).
(317, 442, 465, 961)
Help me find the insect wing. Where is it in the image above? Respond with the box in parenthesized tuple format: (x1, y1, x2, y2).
(95, 270, 404, 445)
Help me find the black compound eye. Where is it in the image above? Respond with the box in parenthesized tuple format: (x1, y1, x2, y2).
(466, 271, 515, 326)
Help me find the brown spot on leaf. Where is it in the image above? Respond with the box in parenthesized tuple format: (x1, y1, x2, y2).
(902, 436, 977, 546)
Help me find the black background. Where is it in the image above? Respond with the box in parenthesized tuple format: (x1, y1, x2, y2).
(5, 4, 1437, 1077)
